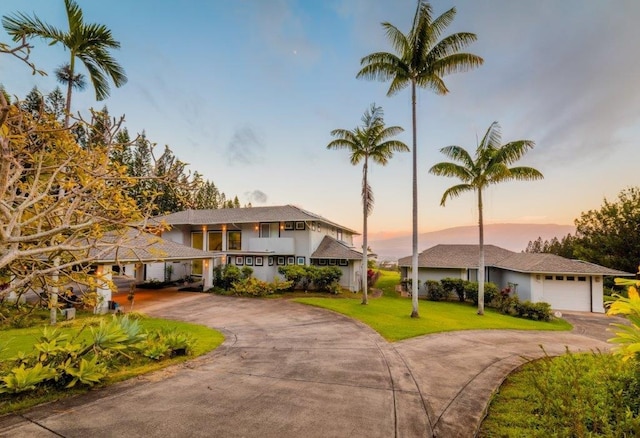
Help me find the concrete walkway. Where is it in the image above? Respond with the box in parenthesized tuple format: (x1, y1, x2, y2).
(0, 293, 614, 437)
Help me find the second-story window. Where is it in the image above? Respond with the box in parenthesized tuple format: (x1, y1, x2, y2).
(228, 231, 242, 250)
(337, 229, 343, 241)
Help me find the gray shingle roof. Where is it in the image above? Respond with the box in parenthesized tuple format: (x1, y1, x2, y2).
(153, 205, 359, 234)
(398, 244, 632, 276)
(311, 236, 362, 260)
(493, 252, 630, 275)
(398, 244, 515, 268)
(91, 229, 213, 263)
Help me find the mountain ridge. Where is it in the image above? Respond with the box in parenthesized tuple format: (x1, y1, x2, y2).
(369, 223, 575, 262)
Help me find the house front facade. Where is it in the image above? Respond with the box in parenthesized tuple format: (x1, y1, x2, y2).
(147, 205, 363, 291)
(399, 244, 632, 313)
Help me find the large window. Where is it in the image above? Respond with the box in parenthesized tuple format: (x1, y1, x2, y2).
(208, 231, 222, 251)
(191, 232, 203, 275)
(228, 231, 242, 250)
(260, 223, 279, 238)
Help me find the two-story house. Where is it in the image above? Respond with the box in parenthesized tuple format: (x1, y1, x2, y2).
(147, 205, 363, 291)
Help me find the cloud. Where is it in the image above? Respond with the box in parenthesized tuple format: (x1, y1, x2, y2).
(225, 126, 265, 165)
(245, 190, 268, 204)
(240, 0, 321, 67)
(456, 1, 640, 165)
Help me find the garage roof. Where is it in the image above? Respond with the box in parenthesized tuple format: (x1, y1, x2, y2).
(398, 244, 632, 276)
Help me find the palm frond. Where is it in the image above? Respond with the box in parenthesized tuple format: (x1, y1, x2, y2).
(428, 7, 456, 42)
(382, 22, 409, 55)
(432, 52, 484, 77)
(2, 12, 65, 44)
(440, 184, 474, 206)
(493, 140, 536, 165)
(478, 121, 502, 152)
(362, 177, 374, 217)
(64, 0, 84, 35)
(429, 161, 473, 182)
(506, 166, 544, 181)
(438, 145, 474, 167)
(430, 32, 479, 59)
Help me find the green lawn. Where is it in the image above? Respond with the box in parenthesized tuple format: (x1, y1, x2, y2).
(295, 269, 572, 341)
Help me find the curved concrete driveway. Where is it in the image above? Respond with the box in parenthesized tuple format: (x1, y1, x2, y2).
(0, 294, 614, 437)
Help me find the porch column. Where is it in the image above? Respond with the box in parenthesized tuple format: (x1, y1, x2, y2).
(202, 257, 214, 290)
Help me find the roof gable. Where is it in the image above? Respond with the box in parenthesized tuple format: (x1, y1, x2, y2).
(311, 236, 362, 260)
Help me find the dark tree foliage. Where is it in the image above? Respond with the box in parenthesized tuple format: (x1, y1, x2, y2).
(573, 187, 640, 274)
(525, 187, 640, 274)
(525, 234, 576, 259)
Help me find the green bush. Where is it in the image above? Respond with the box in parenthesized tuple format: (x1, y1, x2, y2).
(213, 264, 243, 290)
(464, 281, 498, 306)
(482, 351, 640, 436)
(425, 280, 449, 301)
(440, 278, 466, 302)
(314, 267, 343, 292)
(278, 265, 343, 292)
(514, 300, 552, 321)
(227, 277, 293, 297)
(278, 265, 307, 290)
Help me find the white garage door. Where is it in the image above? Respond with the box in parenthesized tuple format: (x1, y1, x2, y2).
(542, 275, 591, 311)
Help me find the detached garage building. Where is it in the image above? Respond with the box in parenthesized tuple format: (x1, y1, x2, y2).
(398, 244, 632, 313)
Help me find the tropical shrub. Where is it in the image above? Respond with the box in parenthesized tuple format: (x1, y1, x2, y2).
(228, 277, 293, 297)
(607, 275, 640, 361)
(425, 280, 449, 301)
(464, 281, 498, 306)
(514, 300, 552, 321)
(278, 265, 343, 292)
(367, 269, 380, 289)
(213, 264, 244, 290)
(0, 315, 194, 394)
(482, 350, 640, 436)
(278, 265, 307, 290)
(440, 277, 466, 302)
(314, 267, 343, 292)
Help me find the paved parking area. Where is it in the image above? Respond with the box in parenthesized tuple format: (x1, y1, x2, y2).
(0, 293, 616, 437)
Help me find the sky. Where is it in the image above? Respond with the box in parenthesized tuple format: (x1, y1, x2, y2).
(1, 0, 639, 241)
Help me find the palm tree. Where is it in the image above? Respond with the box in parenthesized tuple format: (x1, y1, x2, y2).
(2, 0, 127, 127)
(357, 0, 483, 317)
(55, 63, 87, 94)
(429, 121, 543, 314)
(327, 104, 408, 304)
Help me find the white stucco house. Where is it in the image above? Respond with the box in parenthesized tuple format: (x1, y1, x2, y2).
(398, 244, 632, 313)
(145, 205, 364, 292)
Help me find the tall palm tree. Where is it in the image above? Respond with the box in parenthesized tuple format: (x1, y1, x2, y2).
(2, 0, 127, 127)
(429, 121, 543, 314)
(357, 0, 482, 317)
(327, 104, 408, 304)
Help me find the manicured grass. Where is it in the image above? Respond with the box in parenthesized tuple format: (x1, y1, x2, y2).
(293, 296, 572, 341)
(373, 269, 402, 298)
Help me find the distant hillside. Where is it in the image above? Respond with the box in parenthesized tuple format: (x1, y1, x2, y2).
(370, 223, 575, 262)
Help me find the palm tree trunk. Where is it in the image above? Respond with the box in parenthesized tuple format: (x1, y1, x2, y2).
(477, 189, 485, 315)
(63, 57, 74, 128)
(362, 159, 368, 305)
(410, 79, 419, 318)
